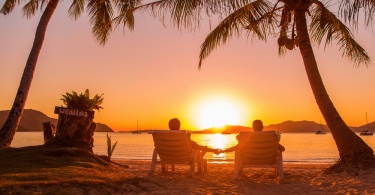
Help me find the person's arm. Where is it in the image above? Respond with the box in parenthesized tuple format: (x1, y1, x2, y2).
(190, 140, 221, 153)
(203, 146, 221, 153)
(223, 145, 239, 153)
(278, 144, 285, 152)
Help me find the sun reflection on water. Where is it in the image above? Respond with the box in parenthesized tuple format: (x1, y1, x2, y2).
(191, 133, 238, 162)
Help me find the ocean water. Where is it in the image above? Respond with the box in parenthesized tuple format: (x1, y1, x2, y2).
(10, 132, 375, 164)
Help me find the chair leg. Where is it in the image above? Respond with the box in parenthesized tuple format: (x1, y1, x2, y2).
(161, 163, 168, 173)
(234, 150, 240, 180)
(278, 152, 284, 180)
(203, 159, 207, 173)
(190, 150, 197, 176)
(196, 150, 202, 173)
(148, 148, 157, 175)
(162, 163, 166, 173)
(197, 159, 202, 173)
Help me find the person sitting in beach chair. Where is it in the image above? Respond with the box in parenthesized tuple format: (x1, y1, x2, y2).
(149, 118, 221, 175)
(168, 118, 221, 155)
(223, 120, 285, 152)
(223, 119, 285, 180)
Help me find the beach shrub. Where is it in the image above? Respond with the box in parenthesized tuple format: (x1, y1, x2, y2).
(107, 133, 118, 161)
(61, 89, 103, 111)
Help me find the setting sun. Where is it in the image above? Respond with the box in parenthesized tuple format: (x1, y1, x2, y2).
(194, 96, 245, 129)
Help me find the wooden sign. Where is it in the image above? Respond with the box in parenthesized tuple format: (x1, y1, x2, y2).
(54, 106, 94, 118)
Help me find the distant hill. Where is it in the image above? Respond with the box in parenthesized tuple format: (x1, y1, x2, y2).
(0, 109, 114, 132)
(197, 120, 372, 134)
(266, 120, 327, 133)
(356, 121, 375, 132)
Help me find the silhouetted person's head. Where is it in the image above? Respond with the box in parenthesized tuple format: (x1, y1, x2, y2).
(252, 120, 263, 132)
(169, 118, 181, 130)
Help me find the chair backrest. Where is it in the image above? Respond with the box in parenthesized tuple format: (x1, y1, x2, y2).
(237, 131, 279, 165)
(152, 130, 193, 163)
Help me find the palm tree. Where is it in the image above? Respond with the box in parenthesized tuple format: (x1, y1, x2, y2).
(118, 0, 375, 172)
(0, 0, 139, 148)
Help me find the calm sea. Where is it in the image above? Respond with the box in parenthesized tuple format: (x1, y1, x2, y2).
(10, 132, 375, 164)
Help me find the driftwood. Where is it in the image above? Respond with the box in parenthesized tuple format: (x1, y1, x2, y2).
(42, 122, 55, 142)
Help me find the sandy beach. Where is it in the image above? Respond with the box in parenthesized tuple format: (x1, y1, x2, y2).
(1, 156, 375, 194)
(104, 160, 375, 195)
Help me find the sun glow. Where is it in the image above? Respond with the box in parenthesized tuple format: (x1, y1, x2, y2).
(194, 96, 244, 129)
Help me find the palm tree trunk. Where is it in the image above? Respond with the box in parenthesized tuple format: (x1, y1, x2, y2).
(0, 0, 59, 148)
(294, 9, 373, 159)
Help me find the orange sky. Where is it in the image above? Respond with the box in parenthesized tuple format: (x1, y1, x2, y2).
(1, 2, 375, 131)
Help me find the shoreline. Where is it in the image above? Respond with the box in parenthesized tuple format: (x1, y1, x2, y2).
(110, 158, 337, 165)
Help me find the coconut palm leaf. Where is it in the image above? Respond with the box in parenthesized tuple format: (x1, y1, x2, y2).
(310, 2, 370, 66)
(0, 0, 46, 17)
(0, 0, 18, 15)
(199, 0, 276, 68)
(339, 0, 375, 26)
(68, 0, 86, 20)
(112, 0, 141, 30)
(114, 0, 253, 30)
(87, 0, 115, 45)
(22, 0, 39, 18)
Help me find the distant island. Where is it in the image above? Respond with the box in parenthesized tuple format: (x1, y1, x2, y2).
(0, 109, 114, 132)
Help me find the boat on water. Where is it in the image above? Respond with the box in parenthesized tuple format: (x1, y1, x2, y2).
(316, 120, 327, 134)
(360, 113, 373, 136)
(131, 120, 142, 134)
(221, 125, 231, 134)
(360, 130, 373, 136)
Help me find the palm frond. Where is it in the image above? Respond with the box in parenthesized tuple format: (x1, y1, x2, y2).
(22, 0, 39, 18)
(199, 0, 276, 68)
(339, 0, 375, 26)
(0, 0, 19, 15)
(310, 3, 370, 66)
(112, 0, 141, 30)
(88, 0, 114, 45)
(114, 0, 253, 31)
(68, 0, 85, 20)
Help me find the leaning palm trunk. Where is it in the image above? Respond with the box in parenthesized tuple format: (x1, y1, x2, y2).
(295, 10, 374, 170)
(0, 0, 59, 148)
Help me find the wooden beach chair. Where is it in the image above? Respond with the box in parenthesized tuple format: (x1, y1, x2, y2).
(148, 130, 207, 176)
(234, 131, 284, 180)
